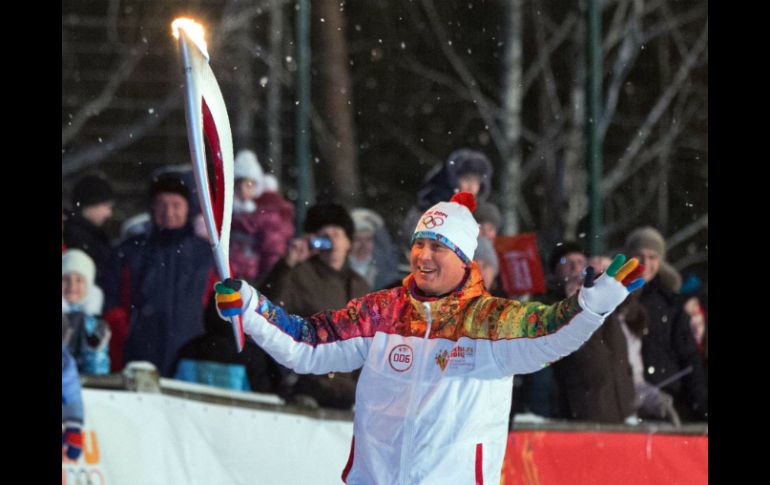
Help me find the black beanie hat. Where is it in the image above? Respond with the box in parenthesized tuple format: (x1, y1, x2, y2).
(71, 174, 114, 210)
(304, 203, 355, 242)
(473, 202, 502, 231)
(548, 241, 586, 274)
(149, 173, 190, 202)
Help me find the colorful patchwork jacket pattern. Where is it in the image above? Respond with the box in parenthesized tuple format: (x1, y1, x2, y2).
(239, 262, 605, 485)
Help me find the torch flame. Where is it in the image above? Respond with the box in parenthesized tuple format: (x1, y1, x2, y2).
(172, 18, 210, 60)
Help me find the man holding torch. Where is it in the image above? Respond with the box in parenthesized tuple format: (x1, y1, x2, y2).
(172, 18, 646, 483)
(215, 192, 646, 484)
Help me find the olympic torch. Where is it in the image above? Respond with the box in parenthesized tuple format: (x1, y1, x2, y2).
(172, 18, 245, 352)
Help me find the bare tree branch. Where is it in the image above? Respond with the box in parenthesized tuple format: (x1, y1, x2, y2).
(562, 22, 587, 241)
(602, 0, 632, 54)
(531, 3, 562, 117)
(267, 0, 285, 177)
(62, 0, 286, 175)
(400, 59, 499, 114)
(499, 0, 532, 232)
(420, 0, 507, 161)
(606, 96, 700, 190)
(601, 21, 707, 194)
(603, 176, 660, 238)
(521, 117, 567, 182)
(521, 13, 577, 95)
(310, 105, 337, 158)
(671, 251, 708, 272)
(658, 0, 690, 57)
(642, 3, 708, 47)
(61, 91, 181, 177)
(106, 0, 121, 45)
(598, 0, 643, 138)
(61, 43, 149, 146)
(666, 214, 708, 251)
(380, 121, 443, 168)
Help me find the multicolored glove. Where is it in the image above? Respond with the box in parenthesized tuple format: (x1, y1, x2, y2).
(214, 279, 251, 319)
(62, 421, 83, 461)
(580, 254, 645, 315)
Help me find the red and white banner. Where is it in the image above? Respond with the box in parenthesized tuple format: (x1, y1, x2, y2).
(63, 389, 707, 485)
(493, 233, 547, 296)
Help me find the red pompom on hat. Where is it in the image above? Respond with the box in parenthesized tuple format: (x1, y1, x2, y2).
(450, 191, 477, 213)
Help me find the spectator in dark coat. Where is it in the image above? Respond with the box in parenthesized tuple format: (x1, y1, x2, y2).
(100, 172, 215, 377)
(550, 244, 635, 423)
(173, 292, 284, 393)
(625, 227, 708, 422)
(63, 173, 115, 277)
(260, 203, 371, 409)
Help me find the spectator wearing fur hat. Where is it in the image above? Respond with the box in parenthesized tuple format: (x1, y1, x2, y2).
(63, 173, 115, 277)
(229, 149, 295, 285)
(100, 172, 215, 376)
(62, 249, 111, 375)
(214, 191, 647, 484)
(625, 226, 708, 422)
(398, 149, 494, 256)
(258, 202, 371, 409)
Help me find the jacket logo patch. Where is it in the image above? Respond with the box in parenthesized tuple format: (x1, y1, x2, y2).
(435, 350, 449, 371)
(389, 344, 414, 372)
(435, 346, 475, 371)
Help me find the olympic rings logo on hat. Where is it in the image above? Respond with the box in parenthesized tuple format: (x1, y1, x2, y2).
(422, 215, 445, 229)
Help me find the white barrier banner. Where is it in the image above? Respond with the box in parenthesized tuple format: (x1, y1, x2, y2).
(62, 389, 354, 485)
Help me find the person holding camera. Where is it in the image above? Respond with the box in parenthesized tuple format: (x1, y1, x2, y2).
(259, 203, 371, 409)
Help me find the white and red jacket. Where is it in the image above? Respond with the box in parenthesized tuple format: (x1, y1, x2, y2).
(240, 262, 605, 484)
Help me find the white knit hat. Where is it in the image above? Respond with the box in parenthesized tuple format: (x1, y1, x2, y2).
(411, 192, 479, 263)
(62, 249, 96, 291)
(234, 149, 265, 196)
(351, 208, 385, 235)
(263, 174, 279, 193)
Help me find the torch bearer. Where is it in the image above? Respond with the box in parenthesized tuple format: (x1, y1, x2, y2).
(172, 18, 245, 352)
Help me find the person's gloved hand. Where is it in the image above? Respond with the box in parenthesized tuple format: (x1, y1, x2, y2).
(62, 421, 83, 461)
(637, 383, 676, 420)
(580, 254, 646, 315)
(214, 278, 254, 320)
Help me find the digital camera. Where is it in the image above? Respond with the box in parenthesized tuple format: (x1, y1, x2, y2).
(309, 236, 333, 251)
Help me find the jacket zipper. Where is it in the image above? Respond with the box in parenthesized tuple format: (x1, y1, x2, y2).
(398, 301, 434, 484)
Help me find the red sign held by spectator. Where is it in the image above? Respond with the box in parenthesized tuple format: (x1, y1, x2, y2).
(492, 233, 546, 296)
